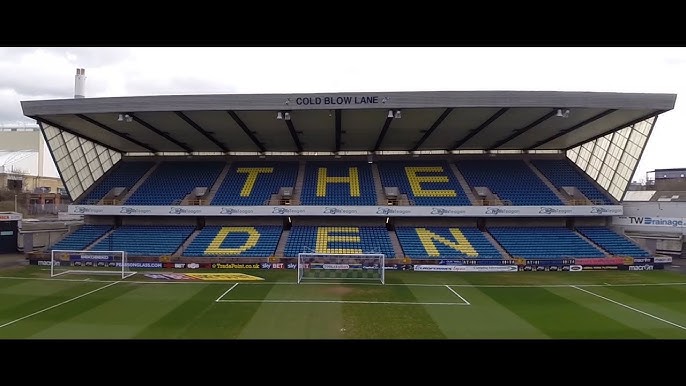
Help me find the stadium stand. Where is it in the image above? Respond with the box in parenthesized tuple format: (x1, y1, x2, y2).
(49, 225, 112, 251)
(125, 161, 225, 205)
(90, 225, 194, 256)
(457, 159, 564, 205)
(575, 227, 650, 257)
(377, 161, 472, 206)
(488, 227, 605, 258)
(80, 161, 154, 204)
(183, 225, 282, 257)
(396, 226, 502, 259)
(531, 159, 614, 205)
(284, 226, 395, 257)
(211, 162, 298, 205)
(299, 162, 377, 205)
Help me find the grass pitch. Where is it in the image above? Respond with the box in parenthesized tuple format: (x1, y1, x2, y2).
(1, 266, 686, 339)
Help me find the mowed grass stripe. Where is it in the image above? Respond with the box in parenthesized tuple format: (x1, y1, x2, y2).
(422, 287, 549, 339)
(477, 287, 653, 339)
(340, 281, 446, 339)
(0, 281, 110, 327)
(135, 284, 264, 339)
(560, 285, 686, 338)
(0, 281, 139, 339)
(236, 283, 345, 338)
(30, 282, 210, 339)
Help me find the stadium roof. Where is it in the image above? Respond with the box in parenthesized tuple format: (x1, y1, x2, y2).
(21, 90, 676, 154)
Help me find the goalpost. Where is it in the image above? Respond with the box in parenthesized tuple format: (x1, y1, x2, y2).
(297, 253, 385, 284)
(50, 250, 135, 279)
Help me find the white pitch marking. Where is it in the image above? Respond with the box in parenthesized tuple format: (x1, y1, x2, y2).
(570, 285, 686, 331)
(445, 285, 471, 305)
(214, 283, 239, 302)
(0, 281, 121, 329)
(217, 299, 469, 305)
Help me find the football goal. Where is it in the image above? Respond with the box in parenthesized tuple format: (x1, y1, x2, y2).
(297, 253, 385, 284)
(50, 250, 135, 279)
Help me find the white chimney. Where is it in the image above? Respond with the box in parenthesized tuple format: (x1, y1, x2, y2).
(74, 68, 86, 98)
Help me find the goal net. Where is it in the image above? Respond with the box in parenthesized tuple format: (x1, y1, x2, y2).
(50, 250, 134, 279)
(297, 253, 385, 284)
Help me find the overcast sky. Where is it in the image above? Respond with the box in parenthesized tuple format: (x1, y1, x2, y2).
(1, 47, 683, 182)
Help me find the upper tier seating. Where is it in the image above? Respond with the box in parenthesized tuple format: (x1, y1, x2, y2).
(377, 161, 472, 205)
(300, 162, 377, 205)
(531, 159, 614, 205)
(81, 162, 154, 204)
(211, 162, 298, 205)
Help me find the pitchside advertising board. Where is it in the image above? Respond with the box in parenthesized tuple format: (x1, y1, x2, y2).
(68, 205, 623, 217)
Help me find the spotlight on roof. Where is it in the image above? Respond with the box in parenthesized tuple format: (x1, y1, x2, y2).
(284, 112, 291, 121)
(276, 111, 283, 120)
(556, 109, 570, 118)
(387, 109, 394, 118)
(117, 113, 124, 122)
(367, 154, 373, 164)
(124, 114, 133, 123)
(394, 110, 402, 119)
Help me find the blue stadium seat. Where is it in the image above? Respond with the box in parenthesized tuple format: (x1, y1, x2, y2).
(81, 162, 154, 204)
(377, 161, 472, 206)
(90, 225, 194, 256)
(284, 226, 394, 257)
(576, 227, 649, 257)
(125, 161, 225, 205)
(396, 226, 502, 259)
(183, 225, 282, 257)
(531, 159, 614, 205)
(49, 225, 112, 251)
(211, 162, 298, 205)
(300, 162, 377, 205)
(488, 227, 605, 259)
(457, 159, 563, 205)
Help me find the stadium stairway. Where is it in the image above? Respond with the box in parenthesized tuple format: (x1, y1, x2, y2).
(292, 160, 306, 205)
(524, 159, 569, 204)
(482, 229, 512, 259)
(84, 228, 117, 251)
(174, 229, 202, 256)
(202, 162, 232, 204)
(274, 229, 290, 257)
(573, 229, 611, 257)
(448, 162, 479, 205)
(371, 163, 387, 205)
(118, 161, 162, 204)
(388, 229, 405, 259)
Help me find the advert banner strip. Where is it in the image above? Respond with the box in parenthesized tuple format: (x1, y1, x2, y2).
(69, 205, 623, 217)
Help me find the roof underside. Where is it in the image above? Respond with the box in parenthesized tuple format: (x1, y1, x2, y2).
(21, 91, 677, 154)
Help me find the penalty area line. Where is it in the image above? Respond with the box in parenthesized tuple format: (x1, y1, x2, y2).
(0, 281, 121, 329)
(570, 285, 686, 331)
(214, 283, 239, 302)
(445, 285, 471, 305)
(216, 299, 469, 305)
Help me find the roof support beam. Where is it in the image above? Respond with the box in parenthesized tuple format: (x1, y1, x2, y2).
(452, 108, 508, 150)
(563, 110, 664, 151)
(174, 111, 229, 152)
(527, 109, 617, 150)
(335, 109, 342, 152)
(284, 118, 303, 153)
(32, 116, 121, 153)
(372, 114, 394, 152)
(226, 111, 266, 152)
(486, 109, 557, 150)
(128, 113, 193, 153)
(410, 108, 453, 152)
(75, 114, 158, 153)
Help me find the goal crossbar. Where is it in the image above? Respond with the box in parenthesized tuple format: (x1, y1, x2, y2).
(297, 252, 385, 284)
(50, 250, 133, 279)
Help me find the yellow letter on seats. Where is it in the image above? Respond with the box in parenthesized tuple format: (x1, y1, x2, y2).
(405, 166, 456, 197)
(415, 227, 477, 257)
(237, 167, 274, 197)
(204, 226, 260, 255)
(315, 227, 362, 254)
(316, 167, 360, 197)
